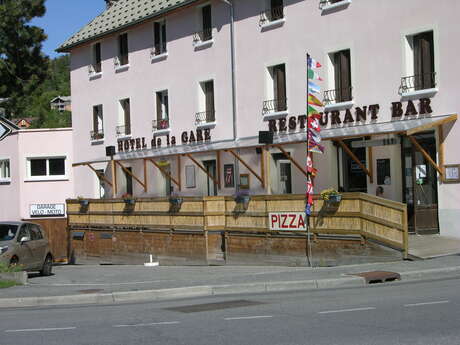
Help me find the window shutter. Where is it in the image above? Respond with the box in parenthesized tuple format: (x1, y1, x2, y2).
(161, 23, 167, 51)
(164, 93, 169, 119)
(156, 92, 162, 121)
(420, 32, 434, 88)
(124, 99, 131, 134)
(205, 81, 215, 122)
(274, 65, 286, 111)
(154, 22, 160, 48)
(413, 34, 422, 90)
(340, 50, 351, 101)
(202, 5, 212, 30)
(94, 43, 101, 72)
(93, 106, 99, 132)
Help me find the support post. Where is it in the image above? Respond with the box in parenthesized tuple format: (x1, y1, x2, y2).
(438, 125, 445, 182)
(226, 149, 263, 184)
(260, 147, 266, 189)
(336, 140, 372, 179)
(143, 158, 148, 192)
(274, 144, 309, 179)
(177, 155, 182, 191)
(216, 150, 221, 189)
(184, 154, 219, 185)
(368, 146, 374, 184)
(111, 159, 117, 198)
(408, 136, 443, 176)
(115, 160, 146, 190)
(85, 163, 113, 187)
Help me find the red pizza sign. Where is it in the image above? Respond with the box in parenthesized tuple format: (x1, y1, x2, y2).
(269, 212, 306, 231)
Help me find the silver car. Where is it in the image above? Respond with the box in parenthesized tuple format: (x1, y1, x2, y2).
(0, 222, 53, 276)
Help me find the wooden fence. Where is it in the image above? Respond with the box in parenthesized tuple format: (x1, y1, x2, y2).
(67, 193, 408, 262)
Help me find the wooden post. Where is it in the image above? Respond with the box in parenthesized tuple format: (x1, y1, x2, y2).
(85, 163, 113, 187)
(438, 125, 445, 182)
(111, 159, 117, 198)
(336, 140, 372, 179)
(260, 147, 266, 189)
(184, 154, 219, 185)
(115, 161, 146, 190)
(143, 158, 148, 192)
(226, 149, 264, 184)
(274, 144, 309, 178)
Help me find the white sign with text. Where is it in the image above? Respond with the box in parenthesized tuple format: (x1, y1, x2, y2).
(30, 204, 65, 217)
(269, 212, 307, 231)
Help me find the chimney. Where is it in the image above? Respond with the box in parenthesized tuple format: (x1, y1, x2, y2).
(105, 0, 119, 8)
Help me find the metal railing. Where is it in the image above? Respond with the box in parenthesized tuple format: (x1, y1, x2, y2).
(90, 129, 104, 141)
(259, 6, 284, 26)
(195, 110, 215, 125)
(262, 98, 287, 115)
(116, 124, 131, 137)
(399, 72, 436, 95)
(193, 28, 213, 43)
(151, 42, 167, 57)
(323, 87, 353, 105)
(319, 0, 345, 10)
(152, 118, 170, 130)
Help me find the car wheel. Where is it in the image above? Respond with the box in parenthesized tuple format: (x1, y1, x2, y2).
(40, 255, 53, 276)
(9, 256, 19, 267)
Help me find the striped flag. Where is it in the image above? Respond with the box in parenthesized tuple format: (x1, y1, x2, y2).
(309, 81, 321, 94)
(307, 69, 323, 81)
(308, 93, 324, 107)
(308, 56, 322, 69)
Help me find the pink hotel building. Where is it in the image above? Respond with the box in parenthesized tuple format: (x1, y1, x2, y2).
(58, 0, 460, 237)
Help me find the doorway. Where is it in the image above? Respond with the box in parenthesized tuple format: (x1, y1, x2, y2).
(203, 160, 217, 196)
(124, 167, 133, 196)
(340, 139, 367, 192)
(272, 153, 292, 194)
(402, 132, 439, 234)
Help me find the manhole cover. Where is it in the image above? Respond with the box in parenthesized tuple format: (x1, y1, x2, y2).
(352, 271, 401, 284)
(165, 300, 264, 313)
(78, 289, 105, 294)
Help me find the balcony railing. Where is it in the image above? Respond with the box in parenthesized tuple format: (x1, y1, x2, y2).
(116, 124, 131, 137)
(193, 28, 213, 43)
(152, 118, 170, 131)
(151, 42, 167, 57)
(262, 98, 287, 115)
(195, 110, 215, 125)
(398, 72, 436, 95)
(319, 0, 345, 10)
(323, 87, 353, 105)
(90, 129, 104, 141)
(259, 6, 284, 26)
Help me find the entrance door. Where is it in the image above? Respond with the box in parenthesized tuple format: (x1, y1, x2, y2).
(279, 160, 292, 194)
(124, 167, 133, 196)
(402, 132, 439, 234)
(341, 139, 367, 192)
(203, 160, 217, 196)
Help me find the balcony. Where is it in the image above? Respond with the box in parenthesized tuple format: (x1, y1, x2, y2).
(259, 6, 284, 26)
(90, 129, 104, 141)
(116, 125, 131, 138)
(195, 110, 215, 126)
(193, 28, 213, 47)
(262, 98, 287, 116)
(152, 118, 170, 131)
(323, 87, 353, 105)
(399, 72, 437, 96)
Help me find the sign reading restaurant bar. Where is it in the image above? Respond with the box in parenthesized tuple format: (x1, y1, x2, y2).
(267, 98, 433, 132)
(117, 128, 212, 153)
(30, 204, 66, 217)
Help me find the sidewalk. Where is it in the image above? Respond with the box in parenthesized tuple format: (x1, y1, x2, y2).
(1, 255, 460, 308)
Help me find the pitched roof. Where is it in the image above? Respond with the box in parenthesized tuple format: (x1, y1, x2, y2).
(57, 0, 198, 52)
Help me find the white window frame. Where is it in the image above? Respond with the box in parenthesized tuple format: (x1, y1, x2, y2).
(193, 2, 214, 49)
(89, 42, 103, 79)
(91, 104, 104, 142)
(0, 158, 11, 183)
(25, 156, 68, 182)
(151, 20, 168, 62)
(117, 98, 131, 138)
(114, 32, 130, 72)
(324, 48, 354, 111)
(263, 62, 288, 119)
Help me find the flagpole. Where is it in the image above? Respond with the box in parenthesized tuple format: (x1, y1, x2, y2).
(306, 53, 313, 268)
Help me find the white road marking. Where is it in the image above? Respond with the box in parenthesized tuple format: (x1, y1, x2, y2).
(113, 321, 180, 328)
(224, 315, 273, 321)
(404, 300, 450, 307)
(319, 307, 376, 314)
(5, 327, 76, 333)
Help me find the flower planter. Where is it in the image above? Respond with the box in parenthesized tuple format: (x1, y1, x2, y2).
(328, 194, 342, 203)
(169, 197, 183, 206)
(79, 199, 89, 207)
(124, 199, 135, 206)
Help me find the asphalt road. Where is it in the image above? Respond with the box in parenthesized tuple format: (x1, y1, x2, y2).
(2, 277, 460, 345)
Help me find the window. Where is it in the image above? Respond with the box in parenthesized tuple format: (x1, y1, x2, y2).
(154, 90, 169, 130)
(91, 105, 104, 141)
(0, 159, 10, 181)
(153, 21, 167, 55)
(260, 0, 284, 25)
(28, 224, 43, 240)
(117, 33, 129, 66)
(96, 169, 106, 199)
(27, 157, 66, 180)
(325, 49, 352, 104)
(196, 80, 215, 125)
(92, 43, 102, 74)
(117, 98, 131, 137)
(263, 64, 287, 115)
(194, 5, 212, 43)
(400, 31, 436, 94)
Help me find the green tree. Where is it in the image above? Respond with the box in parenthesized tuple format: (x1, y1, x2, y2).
(0, 0, 49, 117)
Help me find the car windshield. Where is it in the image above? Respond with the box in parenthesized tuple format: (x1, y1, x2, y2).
(0, 225, 18, 241)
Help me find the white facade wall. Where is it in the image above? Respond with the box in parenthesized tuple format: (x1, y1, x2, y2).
(68, 0, 460, 237)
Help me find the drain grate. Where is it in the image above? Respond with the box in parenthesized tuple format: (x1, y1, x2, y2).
(164, 300, 264, 313)
(352, 271, 401, 284)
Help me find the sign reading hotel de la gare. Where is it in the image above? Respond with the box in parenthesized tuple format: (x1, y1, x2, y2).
(117, 98, 432, 153)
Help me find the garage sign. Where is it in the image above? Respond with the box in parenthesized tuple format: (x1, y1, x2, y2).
(30, 204, 66, 217)
(269, 212, 306, 231)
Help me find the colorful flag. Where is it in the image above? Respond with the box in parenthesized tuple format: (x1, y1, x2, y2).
(308, 94, 324, 107)
(308, 114, 321, 131)
(305, 204, 312, 216)
(308, 56, 322, 69)
(308, 81, 321, 94)
(306, 156, 317, 175)
(308, 105, 320, 116)
(308, 142, 325, 154)
(309, 129, 322, 144)
(307, 69, 323, 81)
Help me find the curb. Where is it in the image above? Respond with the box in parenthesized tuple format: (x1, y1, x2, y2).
(1, 266, 460, 309)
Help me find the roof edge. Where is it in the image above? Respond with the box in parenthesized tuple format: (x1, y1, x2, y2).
(56, 0, 199, 53)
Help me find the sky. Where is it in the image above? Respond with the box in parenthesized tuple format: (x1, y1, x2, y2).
(31, 0, 106, 58)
